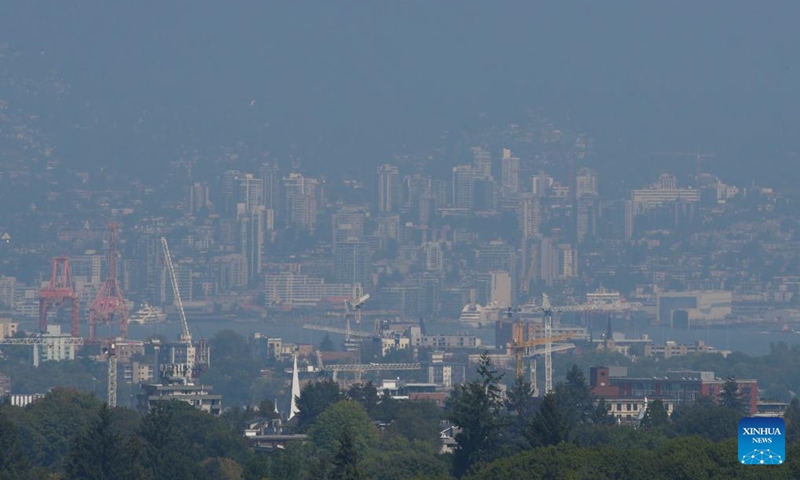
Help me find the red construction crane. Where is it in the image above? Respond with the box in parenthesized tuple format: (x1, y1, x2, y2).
(88, 223, 129, 340)
(39, 257, 80, 337)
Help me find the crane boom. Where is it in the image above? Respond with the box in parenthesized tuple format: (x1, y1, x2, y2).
(160, 237, 191, 344)
(302, 323, 374, 338)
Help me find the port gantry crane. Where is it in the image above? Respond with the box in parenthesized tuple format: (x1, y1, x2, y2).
(160, 237, 195, 384)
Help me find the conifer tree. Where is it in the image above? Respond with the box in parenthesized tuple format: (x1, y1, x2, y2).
(446, 352, 505, 477)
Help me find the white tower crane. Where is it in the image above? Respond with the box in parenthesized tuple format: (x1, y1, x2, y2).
(160, 237, 195, 384)
(103, 342, 117, 407)
(541, 294, 555, 395)
(515, 293, 642, 394)
(343, 284, 369, 346)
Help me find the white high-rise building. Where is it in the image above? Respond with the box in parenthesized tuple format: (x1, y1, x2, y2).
(283, 173, 318, 231)
(238, 174, 264, 213)
(421, 242, 444, 273)
(576, 168, 598, 198)
(501, 148, 520, 196)
(471, 146, 493, 179)
(490, 271, 512, 308)
(532, 171, 553, 198)
(238, 206, 265, 282)
(519, 193, 543, 239)
(452, 165, 475, 209)
(377, 164, 401, 213)
(188, 182, 210, 213)
(332, 209, 366, 252)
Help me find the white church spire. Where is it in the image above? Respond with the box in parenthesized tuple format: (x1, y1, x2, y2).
(288, 351, 301, 420)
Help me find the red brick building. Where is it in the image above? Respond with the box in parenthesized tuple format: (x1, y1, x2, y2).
(590, 366, 758, 415)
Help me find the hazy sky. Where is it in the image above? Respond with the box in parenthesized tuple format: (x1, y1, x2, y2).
(2, 2, 800, 184)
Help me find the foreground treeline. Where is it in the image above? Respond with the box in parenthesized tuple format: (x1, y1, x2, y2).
(5, 353, 800, 479)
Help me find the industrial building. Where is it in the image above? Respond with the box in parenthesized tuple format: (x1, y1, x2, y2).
(656, 290, 733, 327)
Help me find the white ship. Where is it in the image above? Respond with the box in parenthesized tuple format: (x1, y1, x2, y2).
(128, 303, 167, 325)
(458, 303, 488, 326)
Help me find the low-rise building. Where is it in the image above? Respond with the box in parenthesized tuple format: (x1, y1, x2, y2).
(34, 325, 78, 366)
(590, 366, 758, 414)
(381, 335, 410, 356)
(124, 361, 155, 384)
(645, 340, 730, 359)
(0, 319, 18, 339)
(137, 383, 222, 416)
(606, 397, 676, 424)
(411, 334, 481, 349)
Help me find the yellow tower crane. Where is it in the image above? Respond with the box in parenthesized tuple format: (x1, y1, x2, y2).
(510, 312, 575, 384)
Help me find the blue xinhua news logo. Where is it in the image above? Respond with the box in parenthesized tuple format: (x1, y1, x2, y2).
(738, 417, 785, 465)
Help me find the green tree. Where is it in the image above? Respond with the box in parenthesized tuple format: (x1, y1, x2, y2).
(785, 397, 800, 444)
(505, 376, 533, 417)
(139, 402, 198, 480)
(671, 396, 741, 442)
(640, 399, 669, 429)
(296, 379, 343, 432)
(320, 334, 336, 352)
(63, 405, 142, 480)
(308, 401, 377, 457)
(555, 365, 592, 428)
(0, 405, 35, 480)
(386, 400, 442, 453)
(363, 451, 450, 480)
(269, 442, 312, 480)
(328, 428, 364, 480)
(446, 352, 505, 477)
(15, 388, 104, 470)
(527, 393, 567, 447)
(587, 398, 615, 426)
(719, 376, 743, 412)
(200, 457, 244, 480)
(259, 398, 280, 420)
(502, 375, 534, 454)
(347, 381, 379, 418)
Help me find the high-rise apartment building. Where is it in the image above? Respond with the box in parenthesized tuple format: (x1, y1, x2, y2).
(377, 164, 401, 213)
(188, 182, 210, 214)
(490, 271, 512, 308)
(471, 146, 493, 179)
(452, 165, 475, 209)
(283, 173, 318, 231)
(576, 197, 597, 243)
(238, 173, 264, 213)
(219, 170, 241, 217)
(500, 148, 520, 197)
(332, 208, 366, 252)
(576, 168, 598, 198)
(532, 171, 553, 198)
(239, 206, 265, 282)
(259, 163, 281, 212)
(519, 193, 543, 239)
(333, 240, 370, 288)
(403, 174, 432, 210)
